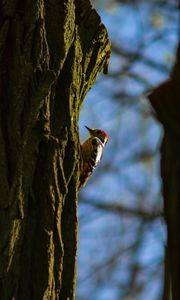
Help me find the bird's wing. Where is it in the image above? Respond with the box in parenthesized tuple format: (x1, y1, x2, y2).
(79, 137, 104, 188)
(88, 137, 104, 169)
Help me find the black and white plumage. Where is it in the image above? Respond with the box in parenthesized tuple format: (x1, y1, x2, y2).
(79, 126, 108, 189)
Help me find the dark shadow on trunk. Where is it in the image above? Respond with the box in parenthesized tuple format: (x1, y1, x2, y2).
(0, 0, 110, 299)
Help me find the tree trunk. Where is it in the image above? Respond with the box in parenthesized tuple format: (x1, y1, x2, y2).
(149, 44, 180, 300)
(0, 0, 110, 299)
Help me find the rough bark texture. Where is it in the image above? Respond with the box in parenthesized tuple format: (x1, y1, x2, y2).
(149, 44, 180, 300)
(0, 0, 110, 299)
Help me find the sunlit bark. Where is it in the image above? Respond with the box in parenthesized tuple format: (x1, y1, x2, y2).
(0, 0, 110, 299)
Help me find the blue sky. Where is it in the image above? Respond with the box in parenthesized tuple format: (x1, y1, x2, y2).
(77, 1, 179, 299)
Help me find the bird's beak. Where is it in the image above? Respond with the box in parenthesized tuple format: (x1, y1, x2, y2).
(85, 126, 93, 133)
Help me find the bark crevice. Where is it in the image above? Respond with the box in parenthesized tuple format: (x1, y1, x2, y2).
(0, 0, 110, 299)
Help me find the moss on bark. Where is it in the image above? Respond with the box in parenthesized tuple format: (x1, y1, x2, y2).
(0, 0, 110, 299)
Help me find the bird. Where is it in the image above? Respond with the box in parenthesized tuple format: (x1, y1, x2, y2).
(79, 126, 108, 189)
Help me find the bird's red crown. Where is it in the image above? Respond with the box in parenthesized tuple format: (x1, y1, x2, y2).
(85, 126, 108, 144)
(101, 130, 108, 143)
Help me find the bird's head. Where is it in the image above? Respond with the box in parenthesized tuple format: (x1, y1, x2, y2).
(85, 126, 108, 145)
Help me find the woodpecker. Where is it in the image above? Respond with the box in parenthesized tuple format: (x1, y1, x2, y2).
(79, 126, 108, 189)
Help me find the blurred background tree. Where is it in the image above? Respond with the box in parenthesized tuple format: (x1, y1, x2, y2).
(77, 1, 179, 300)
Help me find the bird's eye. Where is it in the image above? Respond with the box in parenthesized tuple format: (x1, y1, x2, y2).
(97, 130, 101, 134)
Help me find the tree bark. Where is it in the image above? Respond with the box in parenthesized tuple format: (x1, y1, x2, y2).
(0, 0, 110, 299)
(149, 44, 180, 300)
